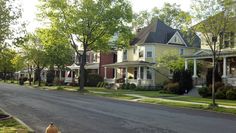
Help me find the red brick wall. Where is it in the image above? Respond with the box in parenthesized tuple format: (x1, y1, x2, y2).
(99, 52, 116, 78)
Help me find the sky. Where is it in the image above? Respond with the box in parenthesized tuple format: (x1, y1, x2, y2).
(20, 0, 192, 32)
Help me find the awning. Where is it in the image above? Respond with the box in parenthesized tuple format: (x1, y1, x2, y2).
(103, 61, 155, 68)
(67, 63, 99, 70)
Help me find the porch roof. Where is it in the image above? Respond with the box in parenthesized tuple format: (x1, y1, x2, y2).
(183, 50, 236, 59)
(67, 63, 99, 70)
(103, 61, 155, 68)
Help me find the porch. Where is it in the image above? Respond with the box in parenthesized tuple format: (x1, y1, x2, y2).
(103, 61, 156, 86)
(184, 50, 236, 86)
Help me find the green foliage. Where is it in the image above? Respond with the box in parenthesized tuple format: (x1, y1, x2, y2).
(226, 89, 236, 100)
(158, 52, 185, 71)
(0, 0, 21, 50)
(133, 2, 192, 30)
(198, 87, 211, 98)
(57, 86, 64, 90)
(36, 28, 74, 69)
(0, 48, 16, 80)
(215, 91, 226, 99)
(38, 0, 133, 90)
(164, 82, 179, 94)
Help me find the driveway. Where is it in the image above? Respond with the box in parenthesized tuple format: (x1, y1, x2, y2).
(0, 83, 236, 133)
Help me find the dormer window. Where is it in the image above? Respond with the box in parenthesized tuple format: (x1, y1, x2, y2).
(139, 50, 143, 58)
(123, 50, 127, 61)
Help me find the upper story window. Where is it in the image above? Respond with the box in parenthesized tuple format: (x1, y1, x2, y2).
(222, 32, 235, 48)
(146, 51, 152, 58)
(123, 50, 127, 61)
(179, 48, 184, 55)
(133, 47, 136, 54)
(139, 50, 143, 58)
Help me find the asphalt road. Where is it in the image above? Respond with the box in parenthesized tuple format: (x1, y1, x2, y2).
(0, 83, 236, 133)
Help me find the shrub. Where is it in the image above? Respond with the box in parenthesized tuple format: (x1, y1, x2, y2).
(129, 83, 136, 90)
(215, 90, 226, 99)
(171, 70, 193, 94)
(226, 89, 236, 100)
(165, 82, 179, 94)
(198, 87, 211, 98)
(179, 70, 193, 93)
(85, 74, 103, 87)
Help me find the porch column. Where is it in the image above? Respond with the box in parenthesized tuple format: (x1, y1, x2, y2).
(144, 67, 147, 80)
(185, 59, 188, 70)
(104, 67, 107, 79)
(193, 58, 198, 78)
(125, 67, 128, 83)
(222, 57, 227, 78)
(71, 70, 74, 82)
(137, 66, 141, 85)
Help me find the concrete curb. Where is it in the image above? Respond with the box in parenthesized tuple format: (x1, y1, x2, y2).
(0, 108, 35, 133)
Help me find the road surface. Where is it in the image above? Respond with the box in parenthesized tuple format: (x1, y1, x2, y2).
(0, 83, 236, 133)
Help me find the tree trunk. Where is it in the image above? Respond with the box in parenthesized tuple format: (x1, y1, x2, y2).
(79, 54, 86, 90)
(212, 55, 216, 107)
(37, 66, 41, 86)
(3, 68, 6, 82)
(79, 48, 87, 91)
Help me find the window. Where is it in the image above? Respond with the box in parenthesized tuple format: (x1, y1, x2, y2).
(147, 67, 152, 79)
(223, 32, 235, 48)
(123, 50, 127, 60)
(133, 47, 136, 54)
(179, 48, 184, 55)
(174, 36, 177, 42)
(146, 51, 152, 58)
(139, 50, 143, 58)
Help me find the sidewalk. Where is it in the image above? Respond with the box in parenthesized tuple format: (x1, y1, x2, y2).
(125, 94, 236, 109)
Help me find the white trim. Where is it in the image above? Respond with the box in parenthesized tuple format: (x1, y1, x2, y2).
(167, 31, 188, 47)
(193, 50, 211, 56)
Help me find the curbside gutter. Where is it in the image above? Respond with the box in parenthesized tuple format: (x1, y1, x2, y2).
(0, 108, 35, 133)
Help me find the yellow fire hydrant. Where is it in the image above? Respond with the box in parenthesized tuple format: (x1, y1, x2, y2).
(45, 122, 59, 133)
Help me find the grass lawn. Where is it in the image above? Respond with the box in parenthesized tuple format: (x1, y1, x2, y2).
(166, 96, 236, 106)
(0, 110, 29, 133)
(140, 98, 236, 115)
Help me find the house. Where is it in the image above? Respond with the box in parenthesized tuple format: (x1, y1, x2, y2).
(184, 30, 236, 86)
(103, 20, 201, 87)
(65, 51, 116, 84)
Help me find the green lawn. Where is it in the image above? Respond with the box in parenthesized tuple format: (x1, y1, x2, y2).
(166, 96, 236, 106)
(0, 110, 29, 133)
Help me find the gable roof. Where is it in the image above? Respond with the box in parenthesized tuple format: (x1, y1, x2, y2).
(130, 20, 201, 48)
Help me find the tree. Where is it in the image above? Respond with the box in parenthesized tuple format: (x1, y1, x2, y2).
(22, 34, 47, 86)
(132, 3, 192, 30)
(37, 27, 74, 83)
(38, 0, 133, 90)
(158, 52, 185, 72)
(0, 0, 21, 52)
(192, 0, 235, 107)
(0, 48, 16, 81)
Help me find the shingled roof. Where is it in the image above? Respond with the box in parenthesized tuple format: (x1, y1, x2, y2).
(130, 20, 201, 48)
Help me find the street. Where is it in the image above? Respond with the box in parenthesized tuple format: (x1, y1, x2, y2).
(0, 83, 236, 133)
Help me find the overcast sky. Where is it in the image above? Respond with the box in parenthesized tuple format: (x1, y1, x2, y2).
(20, 0, 192, 32)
